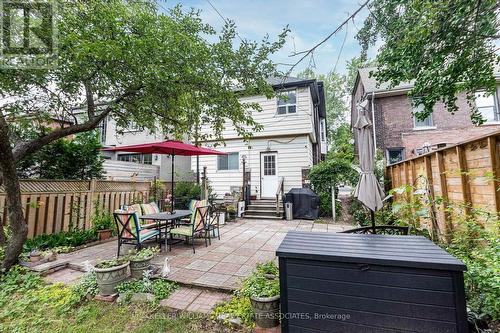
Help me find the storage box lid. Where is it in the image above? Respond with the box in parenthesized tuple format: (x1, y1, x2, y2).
(276, 231, 466, 271)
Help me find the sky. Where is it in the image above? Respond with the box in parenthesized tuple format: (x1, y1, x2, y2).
(158, 0, 375, 76)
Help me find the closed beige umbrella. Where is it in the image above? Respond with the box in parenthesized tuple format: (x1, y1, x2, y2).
(353, 108, 385, 231)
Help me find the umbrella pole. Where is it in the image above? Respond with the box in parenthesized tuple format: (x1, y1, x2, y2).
(171, 154, 175, 213)
(370, 210, 376, 234)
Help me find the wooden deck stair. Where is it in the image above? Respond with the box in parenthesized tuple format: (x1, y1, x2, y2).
(244, 198, 283, 220)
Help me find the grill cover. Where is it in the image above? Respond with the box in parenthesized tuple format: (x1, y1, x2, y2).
(284, 188, 319, 220)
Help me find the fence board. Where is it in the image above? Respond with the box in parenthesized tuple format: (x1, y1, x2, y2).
(0, 180, 173, 238)
(387, 131, 500, 240)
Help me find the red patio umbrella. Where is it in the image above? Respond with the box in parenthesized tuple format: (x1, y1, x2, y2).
(103, 140, 225, 212)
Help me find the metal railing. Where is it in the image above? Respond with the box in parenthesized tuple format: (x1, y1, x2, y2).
(275, 177, 284, 217)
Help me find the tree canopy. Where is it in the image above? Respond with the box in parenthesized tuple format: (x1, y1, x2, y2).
(357, 0, 500, 124)
(0, 0, 287, 270)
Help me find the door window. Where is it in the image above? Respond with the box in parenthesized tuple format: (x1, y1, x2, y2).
(263, 155, 276, 176)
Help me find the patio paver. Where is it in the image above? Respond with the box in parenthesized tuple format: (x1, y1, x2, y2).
(45, 218, 354, 291)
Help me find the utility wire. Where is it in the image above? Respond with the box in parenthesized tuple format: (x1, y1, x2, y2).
(333, 22, 349, 74)
(205, 0, 245, 44)
(284, 0, 370, 77)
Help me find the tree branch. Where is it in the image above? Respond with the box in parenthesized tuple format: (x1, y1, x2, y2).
(12, 86, 143, 162)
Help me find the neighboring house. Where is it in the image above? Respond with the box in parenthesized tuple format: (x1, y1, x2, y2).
(351, 67, 500, 165)
(193, 77, 327, 199)
(98, 116, 194, 181)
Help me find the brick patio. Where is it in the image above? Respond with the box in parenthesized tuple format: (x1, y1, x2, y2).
(49, 218, 352, 291)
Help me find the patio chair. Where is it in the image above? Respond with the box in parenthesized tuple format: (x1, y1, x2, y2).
(205, 204, 221, 245)
(113, 210, 160, 257)
(169, 205, 209, 253)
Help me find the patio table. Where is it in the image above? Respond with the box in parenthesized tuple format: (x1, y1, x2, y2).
(139, 210, 191, 251)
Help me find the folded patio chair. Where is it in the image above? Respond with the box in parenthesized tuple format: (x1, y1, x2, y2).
(113, 209, 160, 257)
(205, 205, 221, 245)
(169, 205, 209, 253)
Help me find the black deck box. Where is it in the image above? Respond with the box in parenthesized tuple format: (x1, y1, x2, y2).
(276, 231, 468, 333)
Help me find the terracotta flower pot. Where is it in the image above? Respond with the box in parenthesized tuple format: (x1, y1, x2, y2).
(129, 255, 153, 279)
(97, 229, 112, 241)
(250, 295, 280, 328)
(94, 261, 129, 295)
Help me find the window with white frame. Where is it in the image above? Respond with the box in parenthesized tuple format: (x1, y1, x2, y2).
(277, 90, 297, 115)
(217, 152, 239, 171)
(475, 91, 499, 123)
(412, 102, 434, 128)
(117, 153, 152, 164)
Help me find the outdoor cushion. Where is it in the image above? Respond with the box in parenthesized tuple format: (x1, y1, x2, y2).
(129, 204, 143, 216)
(170, 226, 193, 237)
(114, 208, 140, 238)
(141, 202, 160, 215)
(138, 228, 159, 242)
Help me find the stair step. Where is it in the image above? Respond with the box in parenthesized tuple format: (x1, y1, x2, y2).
(245, 210, 282, 216)
(244, 214, 283, 220)
(246, 206, 277, 211)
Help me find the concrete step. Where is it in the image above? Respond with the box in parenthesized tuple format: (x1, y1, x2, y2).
(246, 205, 277, 211)
(244, 214, 283, 220)
(245, 209, 282, 216)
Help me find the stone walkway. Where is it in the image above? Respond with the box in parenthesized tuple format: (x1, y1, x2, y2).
(45, 218, 352, 290)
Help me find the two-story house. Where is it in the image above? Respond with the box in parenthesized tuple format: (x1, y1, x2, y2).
(193, 77, 327, 203)
(351, 67, 500, 164)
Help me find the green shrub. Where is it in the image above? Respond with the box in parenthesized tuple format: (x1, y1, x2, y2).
(212, 296, 254, 328)
(91, 204, 114, 232)
(116, 274, 178, 302)
(174, 181, 201, 209)
(23, 229, 97, 252)
(71, 272, 99, 301)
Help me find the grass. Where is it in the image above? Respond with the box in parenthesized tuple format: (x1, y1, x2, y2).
(1, 296, 238, 333)
(0, 266, 242, 333)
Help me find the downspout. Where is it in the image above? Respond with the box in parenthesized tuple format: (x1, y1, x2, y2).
(371, 92, 377, 150)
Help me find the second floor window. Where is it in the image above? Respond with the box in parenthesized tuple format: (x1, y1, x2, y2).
(277, 90, 297, 115)
(217, 152, 239, 171)
(475, 91, 499, 123)
(413, 103, 434, 128)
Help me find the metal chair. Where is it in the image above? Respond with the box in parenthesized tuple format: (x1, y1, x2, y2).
(205, 204, 221, 245)
(169, 205, 209, 253)
(113, 211, 160, 257)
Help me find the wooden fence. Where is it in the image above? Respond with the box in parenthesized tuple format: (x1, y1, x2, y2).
(0, 179, 172, 239)
(386, 130, 500, 240)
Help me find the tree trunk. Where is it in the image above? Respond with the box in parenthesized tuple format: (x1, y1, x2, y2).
(0, 116, 27, 271)
(0, 172, 5, 247)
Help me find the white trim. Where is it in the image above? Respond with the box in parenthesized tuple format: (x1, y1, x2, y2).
(412, 126, 437, 131)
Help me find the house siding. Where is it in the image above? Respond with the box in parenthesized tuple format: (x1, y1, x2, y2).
(199, 86, 315, 141)
(192, 135, 313, 198)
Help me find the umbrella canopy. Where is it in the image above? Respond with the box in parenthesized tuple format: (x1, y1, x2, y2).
(353, 109, 385, 214)
(102, 140, 226, 156)
(103, 140, 225, 212)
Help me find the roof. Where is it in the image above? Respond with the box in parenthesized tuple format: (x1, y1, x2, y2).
(266, 76, 313, 87)
(358, 66, 500, 96)
(358, 67, 414, 95)
(276, 231, 466, 271)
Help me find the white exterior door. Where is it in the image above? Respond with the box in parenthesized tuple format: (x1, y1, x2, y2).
(261, 152, 278, 198)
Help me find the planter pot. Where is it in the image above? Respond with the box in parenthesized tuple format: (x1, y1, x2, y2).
(97, 229, 113, 241)
(94, 261, 129, 296)
(29, 254, 42, 262)
(250, 295, 280, 328)
(129, 255, 154, 279)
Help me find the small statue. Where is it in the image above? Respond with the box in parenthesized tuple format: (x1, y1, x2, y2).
(161, 257, 170, 278)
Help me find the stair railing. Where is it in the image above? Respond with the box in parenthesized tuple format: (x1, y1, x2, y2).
(275, 177, 284, 217)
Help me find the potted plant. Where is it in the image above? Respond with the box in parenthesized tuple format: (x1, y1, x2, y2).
(127, 247, 159, 279)
(226, 204, 236, 221)
(241, 262, 280, 328)
(94, 258, 130, 295)
(92, 209, 114, 241)
(29, 249, 42, 262)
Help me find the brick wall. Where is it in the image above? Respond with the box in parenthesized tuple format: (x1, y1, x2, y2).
(373, 88, 500, 160)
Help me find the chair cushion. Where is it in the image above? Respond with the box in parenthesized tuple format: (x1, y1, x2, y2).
(141, 202, 160, 215)
(139, 228, 159, 242)
(170, 226, 193, 237)
(114, 209, 140, 238)
(129, 204, 143, 216)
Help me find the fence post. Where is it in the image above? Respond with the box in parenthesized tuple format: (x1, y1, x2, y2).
(436, 151, 452, 241)
(456, 146, 472, 216)
(487, 136, 500, 214)
(86, 179, 97, 229)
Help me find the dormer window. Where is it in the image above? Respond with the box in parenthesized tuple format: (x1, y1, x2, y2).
(277, 90, 297, 115)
